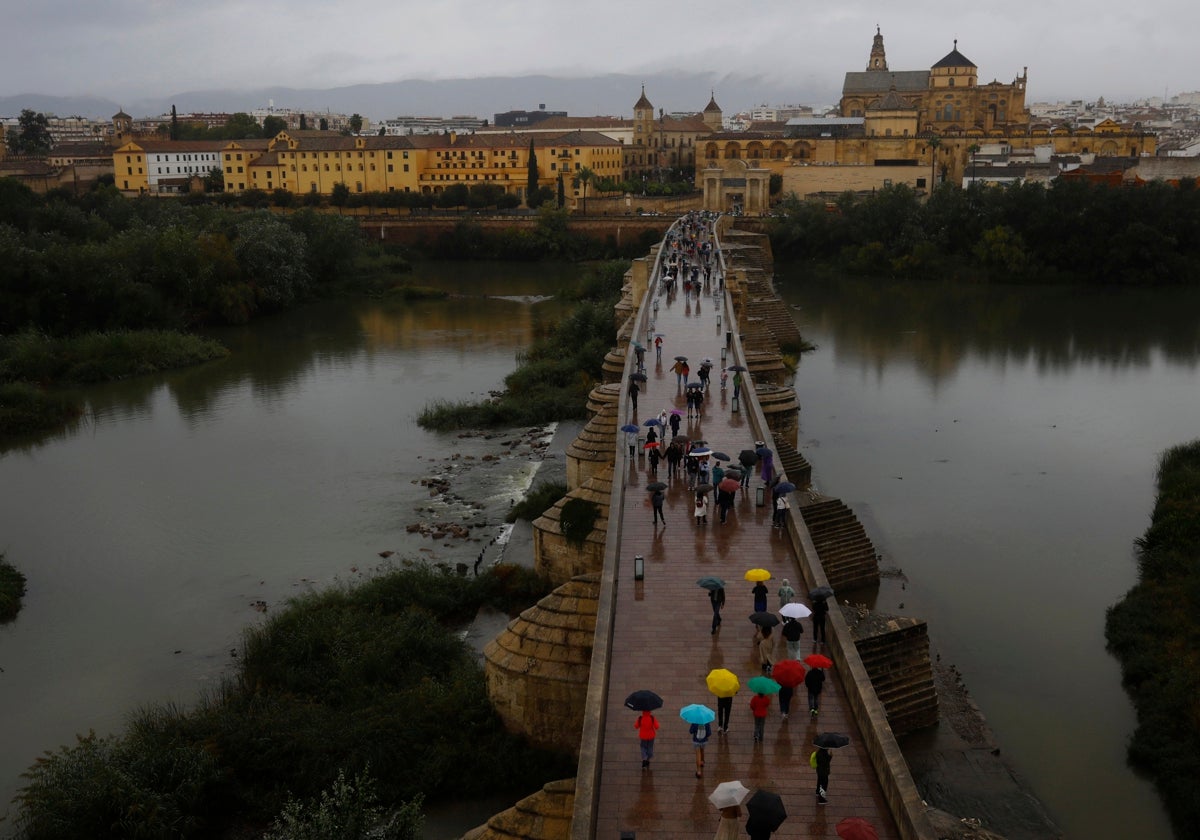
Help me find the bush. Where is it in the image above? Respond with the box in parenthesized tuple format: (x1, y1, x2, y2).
(508, 481, 567, 522)
(0, 382, 81, 436)
(0, 554, 27, 621)
(264, 768, 423, 840)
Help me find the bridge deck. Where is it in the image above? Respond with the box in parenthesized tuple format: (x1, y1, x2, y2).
(593, 262, 899, 838)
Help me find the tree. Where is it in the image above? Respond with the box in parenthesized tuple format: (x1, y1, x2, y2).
(6, 109, 52, 156)
(526, 140, 538, 206)
(572, 166, 595, 214)
(299, 113, 308, 130)
(169, 105, 179, 141)
(262, 115, 287, 138)
(203, 167, 224, 193)
(319, 117, 329, 131)
(349, 114, 364, 133)
(330, 182, 351, 213)
(223, 112, 261, 140)
(556, 174, 565, 209)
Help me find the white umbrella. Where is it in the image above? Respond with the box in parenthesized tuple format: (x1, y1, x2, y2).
(708, 780, 752, 809)
(780, 602, 812, 619)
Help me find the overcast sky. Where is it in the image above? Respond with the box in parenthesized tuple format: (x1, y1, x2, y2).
(5, 0, 1197, 108)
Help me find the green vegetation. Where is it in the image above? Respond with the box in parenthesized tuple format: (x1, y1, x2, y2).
(0, 554, 27, 622)
(559, 498, 600, 549)
(5, 110, 52, 156)
(1106, 440, 1200, 837)
(263, 768, 422, 840)
(12, 564, 567, 839)
(0, 330, 228, 385)
(769, 179, 1200, 285)
(508, 481, 568, 523)
(0, 383, 81, 437)
(421, 206, 660, 261)
(418, 261, 627, 431)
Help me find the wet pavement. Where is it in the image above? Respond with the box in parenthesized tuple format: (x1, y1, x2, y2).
(593, 259, 900, 839)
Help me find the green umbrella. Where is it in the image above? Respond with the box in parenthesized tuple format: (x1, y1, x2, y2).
(746, 676, 781, 695)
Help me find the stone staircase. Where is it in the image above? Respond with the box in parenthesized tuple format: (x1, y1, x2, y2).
(845, 611, 939, 736)
(797, 497, 880, 592)
(772, 435, 811, 490)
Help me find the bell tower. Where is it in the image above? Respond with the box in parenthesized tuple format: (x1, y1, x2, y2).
(867, 25, 888, 71)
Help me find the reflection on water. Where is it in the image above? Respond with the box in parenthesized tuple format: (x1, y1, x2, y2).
(776, 266, 1192, 839)
(0, 261, 581, 832)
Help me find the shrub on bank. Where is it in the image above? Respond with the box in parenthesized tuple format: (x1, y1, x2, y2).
(0, 330, 228, 385)
(0, 383, 81, 437)
(11, 564, 568, 839)
(508, 481, 568, 523)
(1106, 440, 1200, 837)
(0, 554, 27, 622)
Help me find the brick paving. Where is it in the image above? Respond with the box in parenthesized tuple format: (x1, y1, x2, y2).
(593, 268, 899, 839)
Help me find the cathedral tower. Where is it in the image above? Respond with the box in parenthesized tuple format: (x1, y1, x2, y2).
(867, 25, 888, 71)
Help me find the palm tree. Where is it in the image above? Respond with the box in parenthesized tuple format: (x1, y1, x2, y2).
(573, 166, 596, 214)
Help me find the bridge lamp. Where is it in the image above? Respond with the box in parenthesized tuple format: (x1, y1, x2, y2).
(633, 555, 645, 581)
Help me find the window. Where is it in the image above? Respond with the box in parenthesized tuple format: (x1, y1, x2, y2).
(403, 164, 409, 172)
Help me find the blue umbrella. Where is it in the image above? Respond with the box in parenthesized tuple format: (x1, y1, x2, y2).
(775, 481, 796, 494)
(620, 424, 640, 433)
(679, 703, 716, 725)
(689, 447, 713, 458)
(643, 418, 662, 427)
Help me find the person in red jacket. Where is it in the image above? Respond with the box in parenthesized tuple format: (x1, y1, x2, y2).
(635, 710, 660, 769)
(750, 692, 770, 743)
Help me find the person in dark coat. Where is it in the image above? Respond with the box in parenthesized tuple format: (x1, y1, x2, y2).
(627, 379, 639, 413)
(805, 664, 825, 718)
(648, 445, 661, 475)
(652, 489, 666, 526)
(716, 487, 735, 524)
(709, 586, 725, 634)
(668, 411, 681, 437)
(782, 615, 804, 660)
(815, 746, 832, 804)
(752, 581, 768, 614)
(666, 441, 683, 478)
(812, 596, 829, 644)
(739, 448, 758, 489)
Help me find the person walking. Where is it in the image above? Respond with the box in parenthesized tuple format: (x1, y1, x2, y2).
(716, 487, 735, 524)
(757, 625, 774, 676)
(716, 692, 734, 734)
(635, 709, 659, 769)
(627, 378, 639, 414)
(712, 461, 725, 486)
(634, 344, 645, 372)
(739, 448, 757, 490)
(709, 585, 725, 634)
(654, 334, 663, 362)
(686, 452, 700, 488)
(714, 805, 741, 840)
(626, 428, 637, 461)
(752, 581, 768, 614)
(689, 719, 711, 778)
(782, 616, 804, 660)
(732, 370, 743, 401)
(750, 691, 770, 743)
(778, 682, 794, 721)
(668, 411, 681, 438)
(648, 445, 661, 476)
(814, 746, 832, 804)
(652, 488, 666, 527)
(759, 449, 774, 484)
(777, 578, 795, 608)
(694, 493, 709, 525)
(812, 596, 829, 645)
(672, 358, 686, 386)
(681, 361, 691, 385)
(805, 663, 825, 718)
(666, 441, 683, 479)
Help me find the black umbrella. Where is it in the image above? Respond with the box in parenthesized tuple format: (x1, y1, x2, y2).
(646, 481, 667, 492)
(624, 689, 664, 711)
(686, 382, 704, 389)
(749, 611, 781, 628)
(630, 372, 648, 382)
(710, 451, 731, 461)
(695, 483, 714, 494)
(723, 468, 743, 479)
(739, 449, 758, 465)
(813, 732, 851, 749)
(745, 789, 787, 832)
(674, 355, 689, 362)
(810, 585, 834, 601)
(727, 364, 748, 372)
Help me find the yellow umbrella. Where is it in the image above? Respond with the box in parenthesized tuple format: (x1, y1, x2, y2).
(744, 568, 771, 582)
(706, 668, 740, 698)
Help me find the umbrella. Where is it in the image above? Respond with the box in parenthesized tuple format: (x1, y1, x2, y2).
(620, 423, 640, 434)
(745, 789, 787, 832)
(837, 817, 880, 840)
(744, 568, 771, 582)
(813, 732, 851, 749)
(696, 576, 725, 590)
(727, 364, 748, 372)
(695, 483, 714, 494)
(708, 780, 752, 810)
(710, 451, 731, 461)
(624, 689, 663, 711)
(674, 355, 689, 362)
(630, 372, 647, 382)
(673, 434, 691, 444)
(702, 357, 714, 365)
(805, 653, 833, 669)
(718, 477, 740, 493)
(810, 585, 834, 601)
(723, 467, 743, 479)
(705, 668, 740, 698)
(655, 332, 666, 338)
(679, 703, 716, 725)
(686, 382, 705, 389)
(771, 659, 806, 688)
(646, 481, 667, 491)
(774, 481, 796, 494)
(780, 602, 812, 620)
(643, 417, 662, 427)
(738, 448, 758, 463)
(631, 340, 644, 350)
(689, 447, 713, 458)
(749, 611, 780, 628)
(643, 441, 660, 450)
(755, 446, 773, 459)
(746, 676, 781, 695)
(670, 408, 684, 415)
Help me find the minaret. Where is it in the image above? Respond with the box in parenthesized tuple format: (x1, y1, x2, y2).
(702, 91, 723, 132)
(867, 25, 888, 71)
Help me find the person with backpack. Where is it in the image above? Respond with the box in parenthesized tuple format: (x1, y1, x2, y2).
(689, 718, 711, 778)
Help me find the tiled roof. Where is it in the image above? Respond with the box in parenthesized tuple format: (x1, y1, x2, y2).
(842, 70, 929, 95)
(932, 46, 976, 69)
(870, 88, 916, 111)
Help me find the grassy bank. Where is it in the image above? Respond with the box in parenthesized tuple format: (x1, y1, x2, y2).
(13, 564, 570, 839)
(0, 554, 27, 622)
(0, 330, 228, 437)
(1106, 440, 1200, 837)
(418, 260, 626, 431)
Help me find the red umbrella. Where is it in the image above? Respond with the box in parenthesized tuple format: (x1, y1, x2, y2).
(718, 477, 740, 493)
(804, 653, 833, 669)
(771, 659, 805, 688)
(836, 817, 879, 840)
(644, 441, 660, 449)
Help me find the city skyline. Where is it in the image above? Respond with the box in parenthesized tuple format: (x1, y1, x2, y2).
(6, 0, 1197, 112)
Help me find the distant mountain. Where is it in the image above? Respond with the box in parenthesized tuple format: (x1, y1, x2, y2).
(4, 72, 839, 122)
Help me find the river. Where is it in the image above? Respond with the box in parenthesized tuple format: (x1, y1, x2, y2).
(0, 259, 1190, 839)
